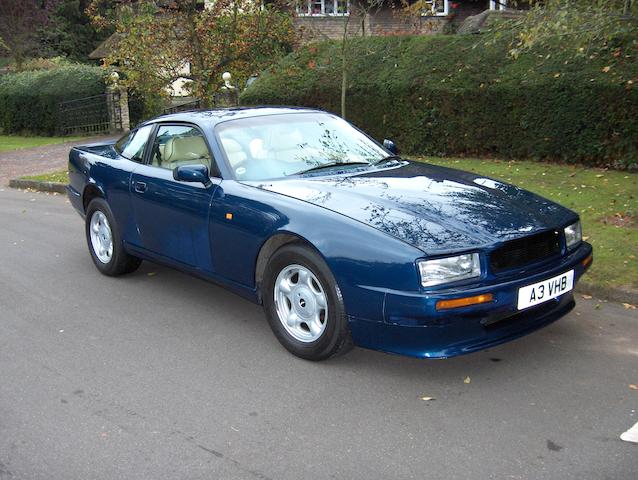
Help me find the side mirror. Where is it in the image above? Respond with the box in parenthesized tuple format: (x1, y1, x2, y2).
(173, 164, 210, 185)
(383, 139, 398, 155)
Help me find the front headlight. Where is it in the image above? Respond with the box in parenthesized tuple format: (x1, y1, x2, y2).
(418, 253, 481, 287)
(564, 220, 582, 249)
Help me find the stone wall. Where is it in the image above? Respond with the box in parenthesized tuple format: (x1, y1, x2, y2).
(294, 7, 450, 42)
(295, 15, 368, 43)
(368, 8, 448, 36)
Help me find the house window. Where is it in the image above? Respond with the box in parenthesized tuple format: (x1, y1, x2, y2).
(490, 0, 508, 11)
(296, 0, 349, 16)
(421, 0, 449, 17)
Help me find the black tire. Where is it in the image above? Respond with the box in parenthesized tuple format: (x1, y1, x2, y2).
(262, 244, 353, 361)
(85, 198, 141, 276)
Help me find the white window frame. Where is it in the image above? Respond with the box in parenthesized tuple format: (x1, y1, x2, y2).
(490, 0, 508, 11)
(296, 0, 350, 17)
(420, 0, 449, 17)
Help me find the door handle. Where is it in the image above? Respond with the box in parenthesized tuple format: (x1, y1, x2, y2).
(133, 181, 147, 193)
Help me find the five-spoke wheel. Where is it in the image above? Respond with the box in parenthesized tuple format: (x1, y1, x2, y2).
(263, 244, 352, 360)
(89, 211, 113, 264)
(85, 198, 141, 276)
(274, 264, 328, 343)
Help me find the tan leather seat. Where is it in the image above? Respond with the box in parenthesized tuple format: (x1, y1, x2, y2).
(163, 136, 211, 169)
(271, 130, 304, 162)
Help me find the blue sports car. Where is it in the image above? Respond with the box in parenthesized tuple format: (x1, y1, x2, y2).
(67, 107, 593, 360)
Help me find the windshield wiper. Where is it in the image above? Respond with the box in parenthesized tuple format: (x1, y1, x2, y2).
(293, 161, 370, 176)
(373, 154, 402, 166)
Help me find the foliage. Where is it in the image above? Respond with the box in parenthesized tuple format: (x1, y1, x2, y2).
(335, 0, 384, 119)
(241, 33, 638, 170)
(40, 0, 114, 62)
(418, 156, 638, 289)
(0, 1, 60, 69)
(5, 56, 74, 72)
(0, 64, 106, 135)
(85, 0, 122, 32)
(485, 0, 638, 59)
(89, 0, 296, 105)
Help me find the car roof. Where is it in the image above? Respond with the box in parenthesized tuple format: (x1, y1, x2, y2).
(140, 106, 327, 129)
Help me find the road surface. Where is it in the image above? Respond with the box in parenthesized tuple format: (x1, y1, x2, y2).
(0, 187, 636, 480)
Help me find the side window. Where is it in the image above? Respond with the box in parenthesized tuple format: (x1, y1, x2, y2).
(115, 124, 154, 162)
(150, 125, 212, 171)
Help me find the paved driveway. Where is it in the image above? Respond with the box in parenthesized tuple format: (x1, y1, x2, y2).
(0, 136, 116, 185)
(0, 188, 636, 480)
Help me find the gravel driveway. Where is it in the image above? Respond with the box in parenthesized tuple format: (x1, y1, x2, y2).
(0, 135, 116, 185)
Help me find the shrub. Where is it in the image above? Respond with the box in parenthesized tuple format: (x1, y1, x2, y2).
(241, 34, 638, 169)
(7, 56, 74, 72)
(0, 64, 106, 135)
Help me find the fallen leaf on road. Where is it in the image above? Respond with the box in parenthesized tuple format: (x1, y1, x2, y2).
(581, 294, 593, 300)
(147, 272, 157, 277)
(622, 303, 636, 310)
(629, 384, 638, 390)
(420, 396, 435, 401)
(464, 376, 471, 384)
(594, 303, 601, 310)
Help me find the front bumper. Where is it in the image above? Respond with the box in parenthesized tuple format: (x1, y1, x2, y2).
(349, 242, 593, 358)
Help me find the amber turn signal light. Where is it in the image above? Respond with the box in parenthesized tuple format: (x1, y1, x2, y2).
(582, 254, 593, 269)
(436, 293, 494, 311)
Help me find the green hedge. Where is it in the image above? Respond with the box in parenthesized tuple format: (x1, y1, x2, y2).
(241, 35, 638, 169)
(0, 64, 106, 135)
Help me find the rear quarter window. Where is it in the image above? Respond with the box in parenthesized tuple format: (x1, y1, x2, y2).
(115, 124, 154, 162)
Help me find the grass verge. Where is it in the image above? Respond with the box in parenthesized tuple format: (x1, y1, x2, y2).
(21, 170, 68, 184)
(0, 135, 86, 152)
(418, 157, 638, 291)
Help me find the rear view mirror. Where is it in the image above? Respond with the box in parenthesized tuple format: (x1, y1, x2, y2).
(173, 164, 210, 185)
(383, 139, 398, 155)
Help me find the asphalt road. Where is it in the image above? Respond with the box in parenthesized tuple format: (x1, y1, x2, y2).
(0, 187, 636, 480)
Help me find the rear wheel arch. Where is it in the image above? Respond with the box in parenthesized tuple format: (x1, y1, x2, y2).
(82, 184, 105, 214)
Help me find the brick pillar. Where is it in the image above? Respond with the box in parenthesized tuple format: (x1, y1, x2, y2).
(106, 84, 130, 134)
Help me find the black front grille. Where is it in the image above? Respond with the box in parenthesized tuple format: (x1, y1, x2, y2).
(490, 229, 561, 273)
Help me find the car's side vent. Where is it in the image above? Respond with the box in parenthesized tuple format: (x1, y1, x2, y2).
(489, 230, 561, 273)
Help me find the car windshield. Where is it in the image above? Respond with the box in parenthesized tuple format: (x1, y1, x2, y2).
(216, 112, 389, 181)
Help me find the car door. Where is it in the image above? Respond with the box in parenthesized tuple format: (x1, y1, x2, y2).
(130, 123, 220, 269)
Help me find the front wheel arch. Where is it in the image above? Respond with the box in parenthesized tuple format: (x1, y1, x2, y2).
(255, 232, 322, 304)
(261, 243, 353, 360)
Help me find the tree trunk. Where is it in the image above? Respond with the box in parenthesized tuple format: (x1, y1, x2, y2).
(340, 14, 351, 119)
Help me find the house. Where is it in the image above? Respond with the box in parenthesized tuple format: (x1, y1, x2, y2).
(88, 0, 526, 97)
(294, 1, 523, 41)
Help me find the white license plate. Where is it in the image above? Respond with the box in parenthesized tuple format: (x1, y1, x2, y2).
(517, 270, 574, 310)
